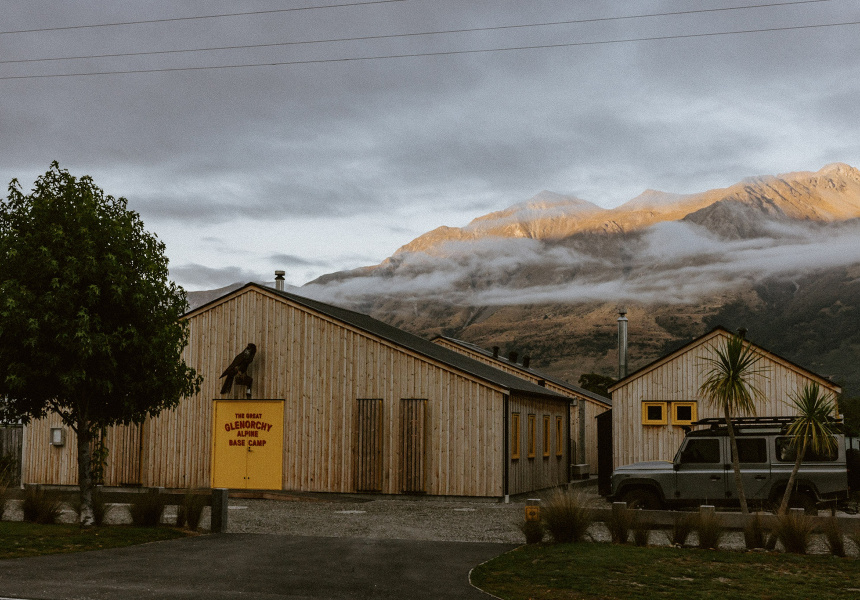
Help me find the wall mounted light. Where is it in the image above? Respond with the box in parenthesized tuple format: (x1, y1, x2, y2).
(50, 427, 66, 446)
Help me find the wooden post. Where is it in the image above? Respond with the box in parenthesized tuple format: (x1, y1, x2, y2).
(211, 488, 229, 533)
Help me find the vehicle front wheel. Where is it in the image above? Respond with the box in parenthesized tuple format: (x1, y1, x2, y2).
(621, 488, 662, 510)
(789, 491, 819, 516)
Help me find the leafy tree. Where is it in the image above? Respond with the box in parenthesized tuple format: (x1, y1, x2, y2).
(0, 163, 201, 525)
(577, 373, 615, 398)
(777, 383, 839, 514)
(699, 332, 768, 514)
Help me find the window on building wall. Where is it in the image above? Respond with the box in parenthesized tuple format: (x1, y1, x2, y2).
(527, 414, 536, 458)
(642, 402, 667, 425)
(511, 413, 521, 460)
(671, 402, 697, 426)
(555, 415, 563, 457)
(543, 415, 551, 458)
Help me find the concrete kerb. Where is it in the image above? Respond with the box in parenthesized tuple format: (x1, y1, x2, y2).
(593, 502, 860, 534)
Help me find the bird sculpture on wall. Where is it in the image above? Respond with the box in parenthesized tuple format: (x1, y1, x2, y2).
(220, 343, 257, 394)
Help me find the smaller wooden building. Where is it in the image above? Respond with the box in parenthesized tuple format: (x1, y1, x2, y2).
(23, 283, 573, 498)
(608, 327, 842, 469)
(432, 336, 611, 473)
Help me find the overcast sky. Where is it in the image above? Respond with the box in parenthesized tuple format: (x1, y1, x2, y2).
(3, 0, 859, 291)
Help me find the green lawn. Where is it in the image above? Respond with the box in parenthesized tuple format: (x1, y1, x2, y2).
(471, 542, 860, 600)
(0, 522, 191, 559)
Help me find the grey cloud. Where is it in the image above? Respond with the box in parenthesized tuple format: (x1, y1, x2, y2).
(169, 263, 265, 289)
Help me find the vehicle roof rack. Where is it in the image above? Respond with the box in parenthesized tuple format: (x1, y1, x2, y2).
(692, 416, 843, 431)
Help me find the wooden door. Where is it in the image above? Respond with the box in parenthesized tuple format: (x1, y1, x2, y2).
(356, 399, 383, 492)
(400, 399, 427, 493)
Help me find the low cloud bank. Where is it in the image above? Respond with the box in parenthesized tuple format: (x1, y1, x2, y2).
(302, 219, 860, 307)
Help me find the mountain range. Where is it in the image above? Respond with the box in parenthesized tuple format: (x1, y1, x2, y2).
(193, 164, 860, 396)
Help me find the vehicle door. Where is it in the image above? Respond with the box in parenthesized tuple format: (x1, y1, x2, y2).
(673, 437, 726, 504)
(728, 437, 771, 502)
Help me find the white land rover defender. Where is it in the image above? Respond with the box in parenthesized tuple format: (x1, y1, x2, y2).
(609, 417, 856, 515)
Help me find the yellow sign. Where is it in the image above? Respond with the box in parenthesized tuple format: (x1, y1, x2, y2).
(524, 505, 541, 522)
(212, 400, 284, 490)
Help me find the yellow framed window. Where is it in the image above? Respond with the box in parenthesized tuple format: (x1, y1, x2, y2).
(527, 414, 536, 458)
(555, 415, 563, 457)
(671, 401, 697, 426)
(543, 415, 551, 458)
(511, 413, 521, 460)
(642, 402, 668, 426)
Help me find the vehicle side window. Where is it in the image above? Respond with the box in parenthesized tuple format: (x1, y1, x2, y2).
(679, 439, 721, 464)
(734, 438, 767, 463)
(775, 436, 838, 462)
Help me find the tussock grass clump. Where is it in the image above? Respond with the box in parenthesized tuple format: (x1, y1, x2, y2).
(128, 492, 166, 527)
(775, 511, 814, 554)
(519, 519, 544, 544)
(607, 508, 633, 544)
(21, 487, 63, 524)
(176, 490, 208, 531)
(694, 511, 724, 550)
(823, 516, 846, 557)
(542, 491, 592, 544)
(667, 513, 696, 547)
(743, 513, 767, 550)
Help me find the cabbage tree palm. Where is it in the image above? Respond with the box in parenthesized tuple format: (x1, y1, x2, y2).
(699, 332, 768, 514)
(777, 383, 838, 515)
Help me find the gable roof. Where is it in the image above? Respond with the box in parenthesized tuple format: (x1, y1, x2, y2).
(433, 336, 611, 407)
(185, 283, 569, 401)
(608, 326, 842, 394)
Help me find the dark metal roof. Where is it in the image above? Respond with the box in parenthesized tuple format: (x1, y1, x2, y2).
(185, 283, 569, 401)
(432, 336, 611, 407)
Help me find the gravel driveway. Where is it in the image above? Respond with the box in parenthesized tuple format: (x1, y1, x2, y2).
(226, 496, 532, 543)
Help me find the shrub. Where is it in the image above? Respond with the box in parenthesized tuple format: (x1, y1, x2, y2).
(0, 481, 7, 521)
(775, 511, 814, 554)
(128, 491, 166, 527)
(519, 519, 544, 544)
(823, 516, 845, 557)
(176, 490, 208, 531)
(21, 487, 63, 524)
(542, 491, 592, 544)
(607, 507, 632, 544)
(667, 513, 696, 547)
(631, 512, 650, 547)
(743, 513, 767, 550)
(694, 511, 724, 550)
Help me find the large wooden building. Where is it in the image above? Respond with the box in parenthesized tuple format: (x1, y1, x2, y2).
(608, 327, 842, 468)
(23, 283, 572, 498)
(431, 336, 610, 472)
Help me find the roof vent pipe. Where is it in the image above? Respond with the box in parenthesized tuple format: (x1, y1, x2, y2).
(522, 356, 530, 369)
(617, 306, 628, 380)
(274, 270, 286, 292)
(508, 351, 518, 364)
(492, 346, 499, 359)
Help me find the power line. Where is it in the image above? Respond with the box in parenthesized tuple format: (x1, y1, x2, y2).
(0, 0, 847, 66)
(2, 19, 858, 81)
(0, 0, 407, 36)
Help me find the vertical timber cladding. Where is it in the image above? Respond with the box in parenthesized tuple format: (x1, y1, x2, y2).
(212, 399, 285, 490)
(400, 398, 427, 493)
(356, 398, 383, 492)
(507, 393, 569, 495)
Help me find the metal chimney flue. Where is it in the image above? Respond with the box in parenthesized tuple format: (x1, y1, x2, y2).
(508, 351, 518, 364)
(274, 270, 286, 292)
(617, 306, 628, 380)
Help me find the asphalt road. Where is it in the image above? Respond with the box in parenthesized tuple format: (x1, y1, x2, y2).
(0, 534, 516, 600)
